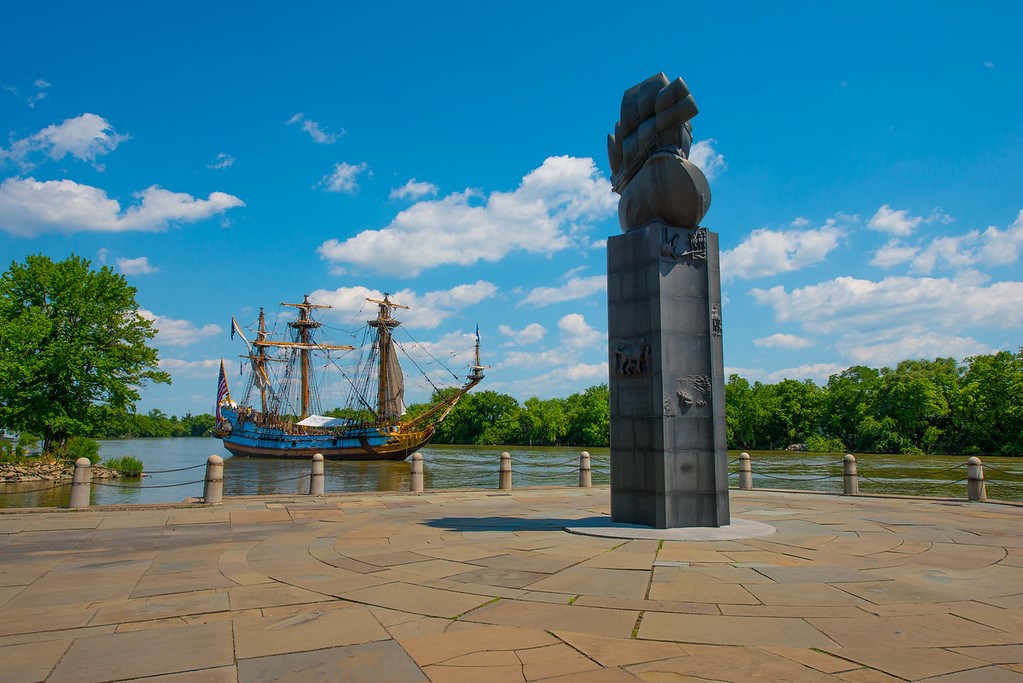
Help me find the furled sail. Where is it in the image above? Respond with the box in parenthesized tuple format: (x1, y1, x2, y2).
(380, 338, 406, 418)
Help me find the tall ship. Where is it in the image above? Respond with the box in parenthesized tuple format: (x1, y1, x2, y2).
(214, 293, 484, 460)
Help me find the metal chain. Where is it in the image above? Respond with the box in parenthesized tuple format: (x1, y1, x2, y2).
(91, 478, 206, 489)
(0, 480, 71, 494)
(143, 463, 207, 474)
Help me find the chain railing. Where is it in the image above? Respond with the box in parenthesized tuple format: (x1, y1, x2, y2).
(729, 452, 1003, 502)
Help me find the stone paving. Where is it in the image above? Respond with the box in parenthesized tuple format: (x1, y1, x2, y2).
(3, 487, 1023, 681)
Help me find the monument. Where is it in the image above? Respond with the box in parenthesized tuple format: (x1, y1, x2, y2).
(606, 73, 730, 529)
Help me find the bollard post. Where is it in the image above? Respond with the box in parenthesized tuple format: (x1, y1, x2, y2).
(68, 457, 92, 508)
(310, 453, 325, 496)
(499, 451, 512, 490)
(410, 452, 424, 493)
(203, 454, 224, 504)
(579, 451, 592, 488)
(967, 456, 987, 502)
(843, 454, 859, 495)
(738, 452, 752, 490)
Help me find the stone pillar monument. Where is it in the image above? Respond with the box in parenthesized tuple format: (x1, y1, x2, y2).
(606, 73, 729, 529)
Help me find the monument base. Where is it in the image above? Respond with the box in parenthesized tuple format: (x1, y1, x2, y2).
(608, 222, 730, 529)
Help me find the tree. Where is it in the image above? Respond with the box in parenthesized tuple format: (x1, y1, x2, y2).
(0, 254, 170, 452)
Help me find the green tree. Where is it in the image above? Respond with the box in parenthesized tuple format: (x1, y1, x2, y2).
(953, 350, 1023, 455)
(824, 366, 882, 450)
(564, 383, 610, 447)
(0, 254, 170, 452)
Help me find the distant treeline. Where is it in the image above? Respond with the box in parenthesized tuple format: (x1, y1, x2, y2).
(98, 410, 216, 438)
(727, 350, 1023, 456)
(98, 350, 1022, 455)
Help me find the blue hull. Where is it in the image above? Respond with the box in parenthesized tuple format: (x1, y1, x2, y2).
(216, 408, 429, 461)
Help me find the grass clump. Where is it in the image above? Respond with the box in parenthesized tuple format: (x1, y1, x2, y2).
(104, 455, 144, 477)
(55, 437, 101, 465)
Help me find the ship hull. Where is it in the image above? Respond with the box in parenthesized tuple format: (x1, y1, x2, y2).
(216, 408, 433, 461)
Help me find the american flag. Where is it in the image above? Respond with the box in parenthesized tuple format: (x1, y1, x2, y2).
(215, 359, 230, 420)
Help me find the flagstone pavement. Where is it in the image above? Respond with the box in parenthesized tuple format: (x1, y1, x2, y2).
(3, 487, 1023, 682)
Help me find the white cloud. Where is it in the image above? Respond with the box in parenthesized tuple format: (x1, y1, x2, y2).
(498, 323, 546, 346)
(497, 314, 604, 369)
(688, 139, 726, 180)
(308, 280, 497, 330)
(835, 328, 992, 367)
(751, 274, 1023, 335)
(984, 61, 994, 69)
(867, 205, 923, 236)
(752, 333, 815, 349)
(1, 113, 127, 167)
(207, 152, 234, 170)
(721, 220, 845, 281)
(390, 178, 439, 200)
(499, 362, 609, 399)
(318, 155, 616, 276)
(521, 274, 606, 307)
(980, 209, 1023, 266)
(764, 363, 847, 383)
(158, 358, 221, 379)
(319, 161, 369, 193)
(285, 112, 342, 144)
(0, 177, 245, 236)
(116, 256, 157, 275)
(141, 310, 222, 347)
(867, 205, 952, 237)
(871, 210, 1023, 273)
(870, 239, 919, 268)
(559, 313, 604, 350)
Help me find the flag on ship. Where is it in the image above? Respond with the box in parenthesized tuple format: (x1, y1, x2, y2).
(215, 360, 229, 420)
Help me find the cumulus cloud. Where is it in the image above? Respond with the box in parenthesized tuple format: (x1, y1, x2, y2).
(308, 280, 497, 330)
(285, 112, 342, 144)
(498, 362, 609, 399)
(207, 152, 235, 170)
(497, 313, 604, 370)
(559, 313, 604, 350)
(721, 219, 845, 282)
(1, 113, 127, 168)
(752, 333, 815, 349)
(390, 178, 439, 200)
(116, 256, 157, 275)
(751, 274, 1023, 335)
(688, 139, 726, 180)
(835, 328, 992, 367)
(141, 310, 222, 347)
(319, 161, 369, 193)
(980, 209, 1023, 266)
(0, 177, 244, 236)
(871, 210, 1023, 273)
(318, 156, 616, 276)
(867, 205, 952, 237)
(498, 323, 546, 346)
(158, 358, 221, 379)
(521, 274, 607, 307)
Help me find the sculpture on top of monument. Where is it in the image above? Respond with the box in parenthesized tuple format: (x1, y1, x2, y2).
(607, 73, 711, 232)
(605, 73, 729, 529)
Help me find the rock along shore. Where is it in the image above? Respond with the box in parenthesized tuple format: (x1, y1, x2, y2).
(0, 460, 124, 484)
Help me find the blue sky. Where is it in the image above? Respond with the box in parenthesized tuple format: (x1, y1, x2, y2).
(2, 2, 1021, 417)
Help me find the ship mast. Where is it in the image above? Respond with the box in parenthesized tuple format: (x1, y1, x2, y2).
(256, 308, 269, 413)
(248, 295, 354, 420)
(367, 293, 408, 420)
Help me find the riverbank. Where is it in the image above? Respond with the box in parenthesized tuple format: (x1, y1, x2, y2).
(3, 486, 1023, 681)
(0, 459, 125, 484)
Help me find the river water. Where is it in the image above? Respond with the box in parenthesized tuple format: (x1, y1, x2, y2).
(0, 438, 1020, 508)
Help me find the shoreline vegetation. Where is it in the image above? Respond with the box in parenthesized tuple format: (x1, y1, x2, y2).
(86, 349, 1022, 458)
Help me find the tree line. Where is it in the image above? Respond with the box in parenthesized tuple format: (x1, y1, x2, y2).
(726, 351, 1023, 455)
(97, 410, 216, 439)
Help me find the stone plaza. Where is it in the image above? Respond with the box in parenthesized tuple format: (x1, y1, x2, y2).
(3, 486, 1023, 681)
